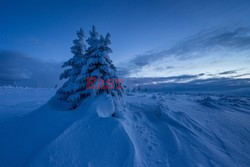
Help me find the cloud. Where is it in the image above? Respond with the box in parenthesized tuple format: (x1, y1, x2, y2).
(116, 67, 131, 78)
(234, 73, 250, 78)
(219, 70, 239, 75)
(0, 50, 62, 87)
(153, 66, 175, 71)
(124, 74, 202, 86)
(121, 26, 250, 77)
(169, 27, 250, 60)
(126, 76, 250, 96)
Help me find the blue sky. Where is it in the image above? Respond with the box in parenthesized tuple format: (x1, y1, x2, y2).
(0, 0, 250, 82)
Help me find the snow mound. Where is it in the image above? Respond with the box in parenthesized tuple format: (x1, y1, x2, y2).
(0, 94, 135, 167)
(95, 94, 116, 118)
(30, 117, 134, 167)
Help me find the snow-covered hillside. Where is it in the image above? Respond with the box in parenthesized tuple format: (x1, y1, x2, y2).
(0, 87, 250, 166)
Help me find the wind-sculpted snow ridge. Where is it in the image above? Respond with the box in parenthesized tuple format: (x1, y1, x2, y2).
(121, 92, 250, 166)
(0, 88, 250, 167)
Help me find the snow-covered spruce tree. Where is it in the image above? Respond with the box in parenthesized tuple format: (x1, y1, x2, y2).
(72, 26, 123, 113)
(56, 28, 87, 108)
(56, 26, 123, 110)
(83, 26, 123, 98)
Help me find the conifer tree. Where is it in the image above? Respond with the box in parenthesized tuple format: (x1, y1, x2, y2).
(56, 28, 87, 107)
(56, 26, 123, 109)
(83, 26, 123, 98)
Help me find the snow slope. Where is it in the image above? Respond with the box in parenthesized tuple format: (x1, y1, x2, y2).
(0, 92, 134, 167)
(0, 88, 250, 166)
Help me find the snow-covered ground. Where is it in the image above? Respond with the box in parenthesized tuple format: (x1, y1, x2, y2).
(0, 87, 56, 122)
(0, 87, 250, 166)
(123, 92, 250, 166)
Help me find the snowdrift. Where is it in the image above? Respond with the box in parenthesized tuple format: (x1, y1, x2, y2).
(0, 88, 250, 167)
(0, 94, 135, 167)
